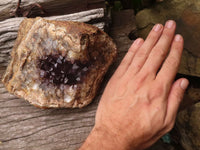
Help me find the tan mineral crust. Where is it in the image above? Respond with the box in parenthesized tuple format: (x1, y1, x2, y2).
(2, 17, 117, 108)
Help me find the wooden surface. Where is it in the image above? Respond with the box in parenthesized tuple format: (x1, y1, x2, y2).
(0, 10, 135, 150)
(0, 0, 105, 21)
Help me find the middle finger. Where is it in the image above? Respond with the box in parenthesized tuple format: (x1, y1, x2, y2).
(125, 23, 163, 76)
(140, 20, 176, 77)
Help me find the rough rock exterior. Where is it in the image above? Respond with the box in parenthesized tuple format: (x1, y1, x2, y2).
(177, 103, 200, 150)
(2, 17, 117, 108)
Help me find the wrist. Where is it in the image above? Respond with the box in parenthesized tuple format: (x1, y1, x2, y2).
(79, 125, 131, 150)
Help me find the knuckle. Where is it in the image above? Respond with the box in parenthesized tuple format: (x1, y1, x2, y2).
(132, 74, 149, 92)
(172, 43, 183, 52)
(148, 31, 159, 40)
(135, 72, 148, 83)
(165, 56, 179, 68)
(153, 47, 166, 58)
(143, 99, 151, 106)
(172, 90, 182, 100)
(136, 48, 147, 58)
(132, 63, 142, 71)
(163, 29, 173, 37)
(148, 84, 164, 100)
(145, 68, 154, 75)
(133, 80, 143, 92)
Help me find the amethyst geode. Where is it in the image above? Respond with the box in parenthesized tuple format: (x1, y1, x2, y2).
(2, 17, 117, 108)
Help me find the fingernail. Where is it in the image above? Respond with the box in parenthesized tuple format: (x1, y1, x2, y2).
(180, 79, 189, 90)
(153, 24, 162, 32)
(165, 20, 174, 28)
(175, 34, 183, 42)
(134, 38, 142, 45)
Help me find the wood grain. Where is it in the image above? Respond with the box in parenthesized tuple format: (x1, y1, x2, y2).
(0, 0, 105, 21)
(0, 10, 136, 150)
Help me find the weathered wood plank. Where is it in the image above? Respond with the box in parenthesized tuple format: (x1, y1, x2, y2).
(0, 76, 99, 150)
(0, 0, 105, 21)
(0, 10, 136, 150)
(0, 8, 105, 67)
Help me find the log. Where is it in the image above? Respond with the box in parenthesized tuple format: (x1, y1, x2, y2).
(0, 8, 105, 67)
(0, 0, 105, 21)
(0, 10, 136, 150)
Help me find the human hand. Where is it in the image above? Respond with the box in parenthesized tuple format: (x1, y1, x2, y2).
(80, 20, 189, 150)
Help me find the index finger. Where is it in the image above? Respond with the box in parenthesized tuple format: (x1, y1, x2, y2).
(156, 34, 184, 86)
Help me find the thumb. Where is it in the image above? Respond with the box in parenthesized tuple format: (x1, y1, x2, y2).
(164, 78, 189, 128)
